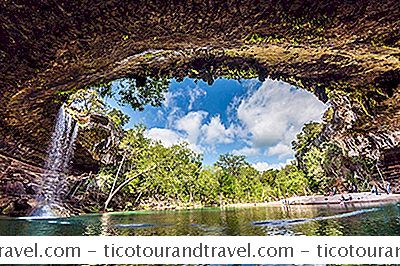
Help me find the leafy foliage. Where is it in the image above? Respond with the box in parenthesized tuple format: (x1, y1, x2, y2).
(93, 108, 378, 211)
(292, 122, 376, 194)
(67, 89, 106, 117)
(71, 75, 168, 118)
(107, 76, 169, 111)
(107, 108, 130, 128)
(74, 79, 377, 212)
(292, 122, 323, 167)
(89, 112, 377, 212)
(96, 129, 311, 211)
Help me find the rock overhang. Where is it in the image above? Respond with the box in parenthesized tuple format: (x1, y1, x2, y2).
(0, 0, 398, 173)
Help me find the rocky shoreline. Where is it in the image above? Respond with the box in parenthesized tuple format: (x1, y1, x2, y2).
(280, 192, 400, 206)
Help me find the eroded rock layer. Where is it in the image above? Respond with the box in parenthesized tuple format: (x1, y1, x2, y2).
(0, 154, 77, 216)
(381, 148, 400, 183)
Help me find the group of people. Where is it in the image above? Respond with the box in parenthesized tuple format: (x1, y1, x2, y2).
(370, 182, 392, 195)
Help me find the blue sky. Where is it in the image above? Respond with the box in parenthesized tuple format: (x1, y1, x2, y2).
(106, 78, 327, 170)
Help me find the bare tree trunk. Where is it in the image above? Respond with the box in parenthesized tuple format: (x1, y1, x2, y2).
(102, 154, 126, 211)
(134, 191, 143, 205)
(110, 154, 126, 194)
(376, 163, 387, 193)
(103, 165, 156, 211)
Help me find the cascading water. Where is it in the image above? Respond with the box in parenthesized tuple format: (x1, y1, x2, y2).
(32, 105, 78, 217)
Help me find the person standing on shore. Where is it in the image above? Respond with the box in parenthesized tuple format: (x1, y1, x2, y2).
(352, 183, 358, 193)
(387, 183, 391, 194)
(371, 185, 379, 195)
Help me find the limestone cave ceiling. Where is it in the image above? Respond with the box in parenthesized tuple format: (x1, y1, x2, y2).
(0, 0, 399, 172)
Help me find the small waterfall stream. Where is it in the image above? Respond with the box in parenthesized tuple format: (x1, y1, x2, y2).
(33, 105, 78, 217)
(44, 105, 78, 176)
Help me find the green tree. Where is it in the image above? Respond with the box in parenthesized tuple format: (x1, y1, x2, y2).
(292, 122, 323, 169)
(197, 167, 219, 204)
(292, 120, 374, 194)
(260, 169, 279, 201)
(117, 77, 169, 111)
(100, 126, 204, 210)
(93, 76, 169, 111)
(67, 88, 106, 117)
(237, 165, 263, 202)
(274, 164, 308, 198)
(214, 154, 249, 203)
(302, 146, 330, 193)
(107, 108, 130, 128)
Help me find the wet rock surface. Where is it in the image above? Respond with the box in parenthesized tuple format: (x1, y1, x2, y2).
(0, 154, 81, 216)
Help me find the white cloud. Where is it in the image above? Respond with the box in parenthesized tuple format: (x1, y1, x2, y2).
(163, 90, 183, 108)
(146, 127, 203, 153)
(146, 110, 208, 154)
(252, 158, 294, 172)
(188, 86, 206, 110)
(226, 95, 243, 124)
(252, 162, 273, 172)
(143, 78, 326, 165)
(232, 146, 260, 156)
(166, 106, 181, 128)
(236, 79, 327, 158)
(163, 91, 172, 108)
(163, 90, 185, 128)
(156, 110, 164, 119)
(267, 143, 293, 159)
(201, 115, 234, 145)
(146, 128, 183, 147)
(176, 111, 208, 143)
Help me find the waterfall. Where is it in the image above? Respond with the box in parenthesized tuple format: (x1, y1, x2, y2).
(45, 106, 78, 174)
(33, 105, 79, 216)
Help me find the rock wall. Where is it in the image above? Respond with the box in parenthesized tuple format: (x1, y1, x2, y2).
(381, 148, 400, 186)
(0, 153, 78, 216)
(1, 0, 398, 169)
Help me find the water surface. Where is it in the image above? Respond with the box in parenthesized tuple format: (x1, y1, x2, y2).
(1, 203, 400, 236)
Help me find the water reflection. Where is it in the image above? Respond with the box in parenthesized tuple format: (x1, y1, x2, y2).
(252, 208, 379, 227)
(1, 203, 400, 236)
